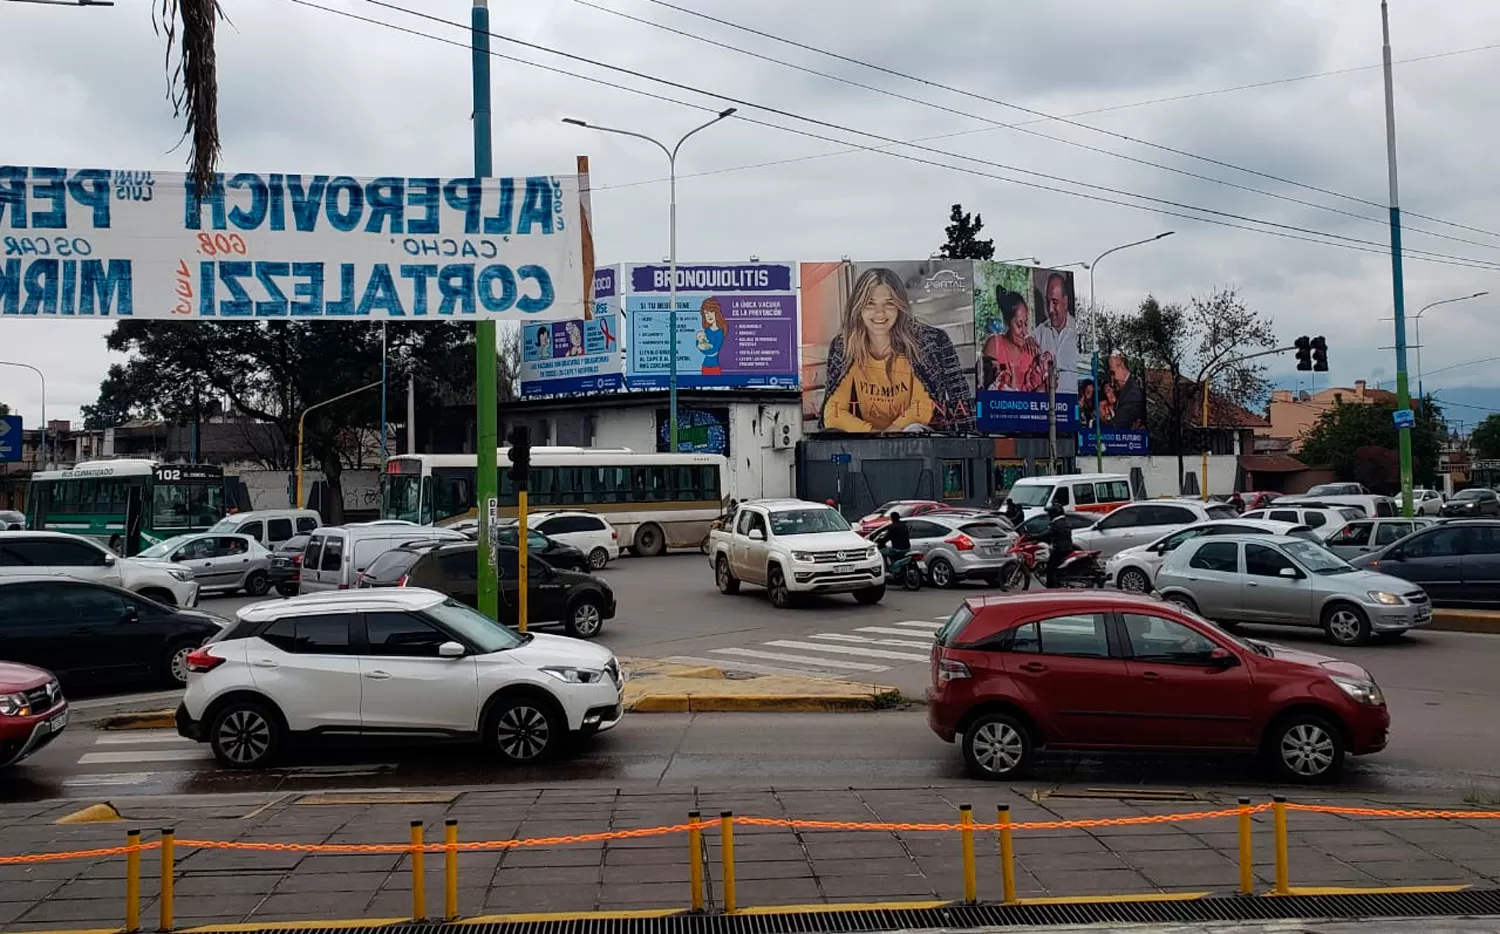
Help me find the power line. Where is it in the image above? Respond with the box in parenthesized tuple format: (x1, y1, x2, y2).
(630, 0, 1500, 244)
(577, 0, 1500, 255)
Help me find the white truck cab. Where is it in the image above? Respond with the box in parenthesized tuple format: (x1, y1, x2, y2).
(708, 499, 884, 608)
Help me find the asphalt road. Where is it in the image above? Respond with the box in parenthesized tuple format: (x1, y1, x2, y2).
(10, 552, 1499, 801)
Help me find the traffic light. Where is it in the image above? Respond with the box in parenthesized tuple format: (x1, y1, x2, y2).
(507, 425, 531, 488)
(1294, 335, 1312, 371)
(1311, 335, 1328, 372)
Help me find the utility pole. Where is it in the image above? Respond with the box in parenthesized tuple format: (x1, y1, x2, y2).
(1381, 0, 1415, 518)
(1046, 360, 1058, 475)
(406, 376, 416, 454)
(472, 0, 500, 621)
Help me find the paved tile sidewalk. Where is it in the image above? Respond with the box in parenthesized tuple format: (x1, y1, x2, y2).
(3, 786, 1500, 930)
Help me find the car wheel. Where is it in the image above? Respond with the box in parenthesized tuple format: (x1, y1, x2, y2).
(243, 571, 270, 597)
(633, 523, 666, 557)
(163, 640, 198, 687)
(588, 547, 610, 570)
(962, 712, 1033, 780)
(564, 598, 604, 639)
(1266, 713, 1345, 782)
(1323, 603, 1371, 647)
(928, 557, 956, 589)
(715, 555, 740, 595)
(853, 585, 885, 605)
(1117, 567, 1151, 593)
(767, 565, 795, 609)
(999, 563, 1027, 592)
(275, 582, 298, 597)
(488, 693, 564, 764)
(1164, 593, 1199, 614)
(209, 701, 284, 770)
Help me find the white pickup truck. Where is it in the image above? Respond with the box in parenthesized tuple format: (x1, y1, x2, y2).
(708, 499, 885, 608)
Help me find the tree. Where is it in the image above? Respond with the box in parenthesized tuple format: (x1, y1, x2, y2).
(937, 204, 995, 260)
(1470, 413, 1500, 459)
(1298, 399, 1446, 491)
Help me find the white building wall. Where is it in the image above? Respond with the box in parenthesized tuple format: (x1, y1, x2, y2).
(1100, 454, 1239, 499)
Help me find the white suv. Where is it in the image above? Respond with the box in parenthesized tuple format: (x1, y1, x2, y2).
(530, 512, 621, 569)
(707, 499, 884, 607)
(175, 589, 623, 769)
(0, 532, 199, 606)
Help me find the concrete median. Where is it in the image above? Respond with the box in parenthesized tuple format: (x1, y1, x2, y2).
(1431, 608, 1500, 635)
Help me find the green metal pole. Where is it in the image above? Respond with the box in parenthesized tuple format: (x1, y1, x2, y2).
(1381, 0, 1415, 518)
(473, 0, 500, 620)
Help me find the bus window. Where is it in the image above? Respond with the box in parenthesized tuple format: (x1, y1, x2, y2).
(529, 468, 556, 505)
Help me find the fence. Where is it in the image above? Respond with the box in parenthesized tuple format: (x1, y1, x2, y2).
(6, 797, 1500, 930)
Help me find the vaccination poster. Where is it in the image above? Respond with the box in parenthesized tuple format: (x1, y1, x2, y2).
(520, 265, 623, 396)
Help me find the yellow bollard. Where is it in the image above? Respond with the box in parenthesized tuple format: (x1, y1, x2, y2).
(125, 829, 141, 934)
(1272, 796, 1289, 895)
(997, 805, 1016, 905)
(410, 820, 426, 921)
(719, 811, 737, 914)
(159, 828, 176, 932)
(959, 805, 976, 903)
(688, 810, 704, 912)
(444, 819, 458, 922)
(1237, 798, 1253, 896)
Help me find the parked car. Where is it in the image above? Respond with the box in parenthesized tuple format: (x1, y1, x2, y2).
(268, 534, 311, 597)
(176, 588, 623, 769)
(867, 514, 1014, 588)
(1155, 535, 1431, 646)
(1105, 519, 1318, 593)
(357, 542, 615, 638)
(0, 531, 199, 607)
(0, 660, 67, 769)
(1006, 473, 1134, 518)
(527, 512, 621, 570)
(1440, 488, 1500, 518)
(710, 499, 884, 607)
(1322, 518, 1436, 560)
(209, 509, 321, 549)
(1412, 489, 1445, 517)
(492, 522, 589, 572)
(1071, 499, 1239, 560)
(1351, 519, 1500, 606)
(0, 510, 23, 531)
(0, 577, 225, 687)
(927, 590, 1389, 782)
(299, 523, 467, 594)
(136, 533, 274, 597)
(1242, 505, 1365, 534)
(856, 501, 946, 536)
(1280, 485, 1396, 518)
(1242, 492, 1282, 511)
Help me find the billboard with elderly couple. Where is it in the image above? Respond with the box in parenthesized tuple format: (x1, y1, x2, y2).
(973, 262, 1078, 433)
(1077, 350, 1150, 455)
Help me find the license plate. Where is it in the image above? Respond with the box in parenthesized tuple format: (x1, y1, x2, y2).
(47, 710, 68, 733)
(835, 564, 854, 574)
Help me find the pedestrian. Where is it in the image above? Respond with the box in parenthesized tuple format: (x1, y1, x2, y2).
(1230, 492, 1245, 513)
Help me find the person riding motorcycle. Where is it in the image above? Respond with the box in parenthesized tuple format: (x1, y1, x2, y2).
(1002, 497, 1024, 529)
(883, 511, 911, 570)
(1044, 503, 1074, 588)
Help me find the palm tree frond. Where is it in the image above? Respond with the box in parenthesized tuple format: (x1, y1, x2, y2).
(154, 0, 224, 196)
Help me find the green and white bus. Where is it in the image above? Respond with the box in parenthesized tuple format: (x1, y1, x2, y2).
(26, 459, 227, 555)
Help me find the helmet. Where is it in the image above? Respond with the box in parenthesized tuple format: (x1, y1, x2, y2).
(1046, 503, 1064, 518)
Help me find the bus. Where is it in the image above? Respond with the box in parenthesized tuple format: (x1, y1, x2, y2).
(382, 448, 728, 556)
(26, 459, 227, 555)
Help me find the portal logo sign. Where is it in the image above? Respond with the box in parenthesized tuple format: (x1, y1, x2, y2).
(922, 268, 968, 293)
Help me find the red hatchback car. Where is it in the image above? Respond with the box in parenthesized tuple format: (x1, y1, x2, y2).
(0, 661, 68, 769)
(927, 591, 1389, 783)
(857, 501, 946, 536)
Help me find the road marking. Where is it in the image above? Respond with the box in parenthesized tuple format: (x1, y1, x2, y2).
(79, 749, 213, 765)
(897, 620, 945, 630)
(763, 640, 930, 662)
(855, 626, 942, 639)
(663, 656, 866, 679)
(811, 633, 932, 649)
(93, 733, 196, 745)
(709, 647, 888, 672)
(61, 773, 158, 787)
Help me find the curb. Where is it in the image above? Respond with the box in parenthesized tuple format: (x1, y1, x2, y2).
(626, 690, 902, 714)
(98, 711, 177, 731)
(1431, 610, 1500, 635)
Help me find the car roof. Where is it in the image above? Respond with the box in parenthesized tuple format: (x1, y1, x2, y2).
(963, 590, 1167, 615)
(221, 509, 319, 519)
(0, 530, 90, 540)
(1184, 533, 1307, 546)
(237, 587, 450, 621)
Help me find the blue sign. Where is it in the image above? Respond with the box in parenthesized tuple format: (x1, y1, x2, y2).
(1079, 427, 1150, 456)
(830, 452, 852, 464)
(519, 265, 624, 397)
(1393, 408, 1416, 430)
(0, 415, 20, 463)
(976, 390, 1078, 433)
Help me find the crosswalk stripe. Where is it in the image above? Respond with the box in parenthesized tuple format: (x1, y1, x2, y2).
(709, 647, 889, 672)
(811, 633, 932, 649)
(764, 640, 930, 662)
(79, 749, 212, 765)
(897, 621, 945, 630)
(855, 626, 941, 639)
(62, 773, 159, 787)
(93, 733, 196, 746)
(664, 655, 864, 679)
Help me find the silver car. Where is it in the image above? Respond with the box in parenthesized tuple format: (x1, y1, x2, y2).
(1072, 499, 1240, 560)
(871, 514, 1014, 587)
(1104, 518, 1318, 594)
(1155, 534, 1432, 647)
(136, 533, 274, 597)
(1322, 517, 1435, 560)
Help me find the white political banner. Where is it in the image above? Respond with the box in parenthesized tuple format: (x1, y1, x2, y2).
(0, 167, 589, 321)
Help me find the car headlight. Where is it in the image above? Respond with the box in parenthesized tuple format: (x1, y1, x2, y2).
(0, 692, 30, 717)
(1367, 591, 1404, 606)
(166, 567, 193, 582)
(541, 666, 604, 684)
(866, 547, 878, 560)
(792, 552, 815, 563)
(1331, 676, 1384, 706)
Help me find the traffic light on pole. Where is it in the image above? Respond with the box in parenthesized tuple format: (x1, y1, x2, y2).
(507, 425, 531, 489)
(1294, 336, 1312, 371)
(1311, 336, 1328, 372)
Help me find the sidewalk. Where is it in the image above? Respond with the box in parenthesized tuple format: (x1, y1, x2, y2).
(3, 784, 1500, 930)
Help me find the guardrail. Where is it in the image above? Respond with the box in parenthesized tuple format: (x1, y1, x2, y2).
(7, 796, 1500, 930)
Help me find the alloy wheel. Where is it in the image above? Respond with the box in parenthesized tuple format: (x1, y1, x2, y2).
(588, 548, 609, 570)
(571, 602, 602, 637)
(1118, 568, 1150, 593)
(217, 709, 272, 766)
(1280, 722, 1336, 777)
(495, 705, 551, 761)
(929, 559, 953, 588)
(970, 720, 1025, 775)
(1327, 609, 1364, 645)
(169, 645, 194, 685)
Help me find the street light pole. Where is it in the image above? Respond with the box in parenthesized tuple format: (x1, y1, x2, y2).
(563, 109, 736, 450)
(296, 380, 382, 510)
(1086, 232, 1174, 472)
(1381, 0, 1416, 518)
(0, 361, 45, 470)
(1412, 291, 1488, 402)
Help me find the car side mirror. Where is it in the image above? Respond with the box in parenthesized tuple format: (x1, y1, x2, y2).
(1209, 647, 1238, 668)
(748, 528, 766, 541)
(438, 641, 466, 659)
(1278, 566, 1299, 579)
(105, 553, 117, 566)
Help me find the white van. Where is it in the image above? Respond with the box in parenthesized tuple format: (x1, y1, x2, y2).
(298, 522, 466, 594)
(1006, 473, 1135, 519)
(210, 510, 322, 548)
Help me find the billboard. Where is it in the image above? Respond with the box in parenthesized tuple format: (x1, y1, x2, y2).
(0, 167, 589, 320)
(624, 262, 798, 390)
(655, 406, 731, 455)
(520, 265, 622, 396)
(1077, 349, 1150, 454)
(800, 260, 977, 433)
(974, 262, 1079, 433)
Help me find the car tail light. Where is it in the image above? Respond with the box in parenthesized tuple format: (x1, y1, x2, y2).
(947, 533, 975, 551)
(184, 648, 225, 673)
(291, 554, 303, 567)
(397, 575, 409, 587)
(937, 659, 971, 682)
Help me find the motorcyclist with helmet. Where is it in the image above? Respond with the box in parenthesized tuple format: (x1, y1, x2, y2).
(1044, 503, 1073, 588)
(883, 511, 911, 572)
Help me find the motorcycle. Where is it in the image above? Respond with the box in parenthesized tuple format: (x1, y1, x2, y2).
(996, 534, 1106, 591)
(885, 549, 926, 591)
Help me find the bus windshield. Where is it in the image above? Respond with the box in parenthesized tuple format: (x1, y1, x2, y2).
(384, 473, 423, 524)
(151, 481, 223, 532)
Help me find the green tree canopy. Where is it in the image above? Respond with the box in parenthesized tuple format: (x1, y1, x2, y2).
(1298, 399, 1446, 492)
(1469, 413, 1500, 460)
(937, 203, 995, 260)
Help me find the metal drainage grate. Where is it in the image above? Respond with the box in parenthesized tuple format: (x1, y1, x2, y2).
(199, 889, 1500, 934)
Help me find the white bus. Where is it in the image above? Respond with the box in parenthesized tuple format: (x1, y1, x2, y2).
(382, 448, 728, 556)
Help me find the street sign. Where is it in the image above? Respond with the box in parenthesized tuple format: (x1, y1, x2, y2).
(830, 453, 852, 465)
(1393, 408, 1416, 430)
(0, 415, 20, 463)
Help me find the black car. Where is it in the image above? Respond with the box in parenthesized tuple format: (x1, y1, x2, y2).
(0, 577, 225, 687)
(493, 524, 589, 572)
(357, 542, 614, 638)
(268, 533, 312, 597)
(1352, 518, 1500, 607)
(1440, 488, 1500, 518)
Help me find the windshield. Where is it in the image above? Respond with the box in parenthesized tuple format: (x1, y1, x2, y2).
(1455, 490, 1485, 500)
(1285, 539, 1355, 574)
(425, 598, 524, 653)
(208, 517, 238, 533)
(151, 481, 224, 531)
(1307, 484, 1352, 496)
(138, 535, 194, 559)
(364, 549, 420, 581)
(278, 534, 310, 553)
(384, 474, 423, 523)
(1008, 484, 1053, 507)
(769, 508, 851, 536)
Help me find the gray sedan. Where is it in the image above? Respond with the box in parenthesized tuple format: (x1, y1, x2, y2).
(868, 514, 1014, 587)
(1155, 534, 1432, 647)
(136, 533, 274, 596)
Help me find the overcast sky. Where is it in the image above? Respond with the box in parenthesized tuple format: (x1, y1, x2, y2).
(5, 0, 1500, 429)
